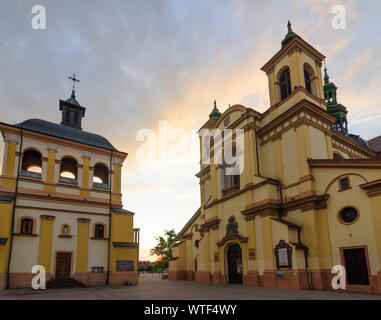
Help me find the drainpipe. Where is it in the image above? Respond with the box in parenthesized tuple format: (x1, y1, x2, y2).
(106, 150, 113, 285)
(6, 125, 23, 289)
(304, 246, 312, 290)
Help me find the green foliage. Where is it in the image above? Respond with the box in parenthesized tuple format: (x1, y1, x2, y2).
(150, 229, 181, 270)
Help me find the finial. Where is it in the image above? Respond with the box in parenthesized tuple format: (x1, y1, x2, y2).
(68, 74, 80, 98)
(209, 99, 222, 120)
(282, 20, 297, 46)
(287, 21, 292, 33)
(323, 66, 330, 84)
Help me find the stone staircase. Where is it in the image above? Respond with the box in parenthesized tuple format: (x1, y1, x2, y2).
(46, 278, 87, 289)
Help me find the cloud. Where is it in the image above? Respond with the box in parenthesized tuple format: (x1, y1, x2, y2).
(126, 185, 172, 194)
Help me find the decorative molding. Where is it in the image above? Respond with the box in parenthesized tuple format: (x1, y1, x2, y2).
(204, 178, 278, 210)
(241, 201, 280, 220)
(217, 235, 248, 247)
(308, 159, 381, 169)
(282, 194, 330, 213)
(40, 215, 56, 220)
(199, 217, 220, 232)
(360, 179, 381, 197)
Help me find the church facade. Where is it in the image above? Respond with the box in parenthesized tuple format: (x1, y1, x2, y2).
(0, 84, 139, 290)
(169, 23, 381, 293)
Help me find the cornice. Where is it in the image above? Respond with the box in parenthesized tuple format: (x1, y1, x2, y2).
(261, 35, 325, 74)
(257, 99, 336, 140)
(308, 159, 381, 168)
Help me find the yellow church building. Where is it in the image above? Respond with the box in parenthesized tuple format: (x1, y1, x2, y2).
(169, 23, 381, 293)
(0, 81, 139, 290)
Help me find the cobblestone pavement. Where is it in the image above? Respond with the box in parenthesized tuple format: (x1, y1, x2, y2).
(1, 278, 381, 300)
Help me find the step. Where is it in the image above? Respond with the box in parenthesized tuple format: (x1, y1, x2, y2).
(46, 278, 87, 289)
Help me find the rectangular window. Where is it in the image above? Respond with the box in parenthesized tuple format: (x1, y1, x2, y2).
(91, 267, 104, 273)
(339, 177, 350, 191)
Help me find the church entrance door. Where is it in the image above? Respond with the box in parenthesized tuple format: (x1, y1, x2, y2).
(342, 247, 370, 286)
(55, 252, 72, 279)
(227, 244, 243, 284)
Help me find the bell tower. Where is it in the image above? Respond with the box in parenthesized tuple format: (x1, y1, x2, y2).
(261, 22, 326, 113)
(59, 74, 86, 129)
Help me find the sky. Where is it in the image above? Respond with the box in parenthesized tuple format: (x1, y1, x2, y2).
(0, 0, 380, 261)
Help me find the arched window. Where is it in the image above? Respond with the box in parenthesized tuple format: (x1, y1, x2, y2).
(21, 149, 42, 177)
(93, 163, 109, 188)
(221, 145, 241, 196)
(304, 70, 312, 93)
(21, 218, 33, 235)
(61, 224, 70, 236)
(279, 68, 292, 101)
(59, 157, 78, 183)
(303, 63, 317, 96)
(94, 224, 105, 239)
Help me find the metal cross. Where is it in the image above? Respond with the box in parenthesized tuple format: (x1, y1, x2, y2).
(68, 73, 80, 92)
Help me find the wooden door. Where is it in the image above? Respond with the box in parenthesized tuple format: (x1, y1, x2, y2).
(55, 252, 72, 279)
(343, 248, 370, 285)
(227, 244, 243, 284)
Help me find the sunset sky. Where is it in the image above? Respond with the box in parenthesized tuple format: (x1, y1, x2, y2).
(1, 0, 380, 261)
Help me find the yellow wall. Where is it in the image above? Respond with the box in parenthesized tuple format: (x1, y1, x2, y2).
(37, 216, 55, 272)
(76, 219, 90, 273)
(109, 212, 137, 272)
(0, 201, 14, 274)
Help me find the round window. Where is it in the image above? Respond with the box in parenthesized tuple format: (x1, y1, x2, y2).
(339, 207, 359, 224)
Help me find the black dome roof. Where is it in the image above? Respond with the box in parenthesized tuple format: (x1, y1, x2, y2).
(15, 119, 119, 152)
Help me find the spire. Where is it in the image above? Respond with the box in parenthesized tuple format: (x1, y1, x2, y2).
(324, 67, 330, 85)
(323, 67, 337, 104)
(209, 100, 222, 120)
(323, 67, 348, 134)
(281, 20, 297, 46)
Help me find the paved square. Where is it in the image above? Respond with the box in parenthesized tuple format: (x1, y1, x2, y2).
(1, 278, 381, 300)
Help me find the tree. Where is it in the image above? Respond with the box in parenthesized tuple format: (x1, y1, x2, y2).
(150, 229, 181, 276)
